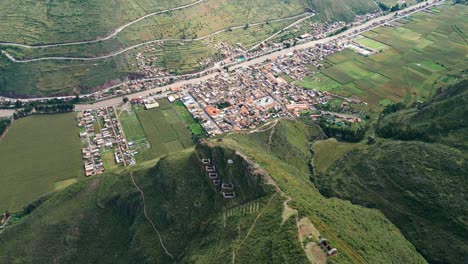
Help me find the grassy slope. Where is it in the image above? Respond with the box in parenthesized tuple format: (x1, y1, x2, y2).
(377, 79, 468, 151)
(314, 80, 468, 263)
(0, 113, 82, 212)
(0, 119, 425, 263)
(0, 145, 305, 263)
(307, 0, 379, 22)
(317, 140, 468, 264)
(0, 0, 193, 44)
(218, 119, 426, 263)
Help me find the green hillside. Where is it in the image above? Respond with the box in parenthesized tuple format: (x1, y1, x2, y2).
(0, 0, 380, 45)
(377, 79, 468, 150)
(0, 119, 425, 263)
(313, 80, 468, 263)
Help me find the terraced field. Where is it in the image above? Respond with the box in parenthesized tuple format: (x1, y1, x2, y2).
(296, 4, 468, 108)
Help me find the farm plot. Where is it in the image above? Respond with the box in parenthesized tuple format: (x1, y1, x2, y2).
(136, 99, 195, 160)
(0, 113, 82, 212)
(355, 37, 389, 51)
(295, 73, 341, 91)
(297, 4, 468, 108)
(118, 109, 146, 142)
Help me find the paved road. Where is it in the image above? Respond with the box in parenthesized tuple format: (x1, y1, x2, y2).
(1, 13, 312, 62)
(75, 73, 218, 110)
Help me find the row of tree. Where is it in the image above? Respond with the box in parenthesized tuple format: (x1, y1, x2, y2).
(12, 101, 75, 119)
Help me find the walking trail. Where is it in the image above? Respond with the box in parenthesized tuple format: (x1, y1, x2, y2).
(129, 172, 175, 259)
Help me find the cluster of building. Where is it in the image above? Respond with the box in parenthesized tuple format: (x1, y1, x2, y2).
(77, 107, 135, 176)
(78, 111, 104, 176)
(202, 158, 236, 199)
(319, 238, 338, 257)
(174, 54, 355, 135)
(156, 1, 443, 136)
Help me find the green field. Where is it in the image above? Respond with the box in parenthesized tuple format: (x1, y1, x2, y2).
(296, 4, 468, 108)
(136, 100, 194, 160)
(173, 101, 206, 136)
(294, 72, 341, 91)
(0, 113, 82, 212)
(118, 109, 146, 142)
(355, 36, 390, 50)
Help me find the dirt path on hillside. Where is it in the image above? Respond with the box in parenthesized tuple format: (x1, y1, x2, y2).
(223, 119, 279, 141)
(129, 172, 175, 259)
(231, 192, 278, 264)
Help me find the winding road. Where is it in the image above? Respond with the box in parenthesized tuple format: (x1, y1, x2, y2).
(0, 0, 206, 49)
(1, 12, 313, 62)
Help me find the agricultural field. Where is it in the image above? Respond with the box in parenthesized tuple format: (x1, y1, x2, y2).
(0, 113, 82, 212)
(136, 99, 195, 160)
(118, 109, 146, 142)
(354, 36, 390, 50)
(296, 4, 468, 108)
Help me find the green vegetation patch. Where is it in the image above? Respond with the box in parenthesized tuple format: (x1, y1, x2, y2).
(173, 100, 206, 136)
(217, 119, 426, 263)
(0, 113, 82, 212)
(295, 73, 341, 91)
(312, 138, 362, 173)
(136, 101, 194, 160)
(355, 36, 389, 50)
(118, 109, 146, 142)
(53, 178, 78, 191)
(317, 140, 468, 264)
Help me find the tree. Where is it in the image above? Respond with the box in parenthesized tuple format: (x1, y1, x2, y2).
(377, 2, 389, 11)
(390, 4, 400, 12)
(123, 97, 129, 103)
(14, 100, 22, 108)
